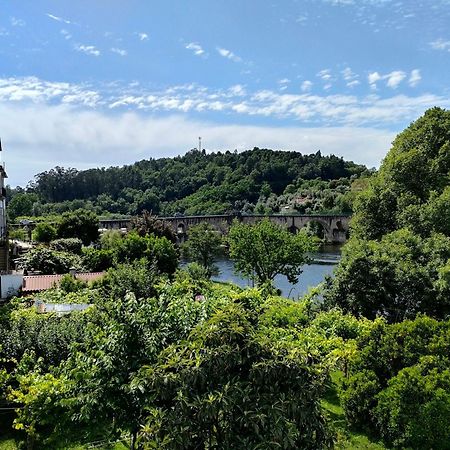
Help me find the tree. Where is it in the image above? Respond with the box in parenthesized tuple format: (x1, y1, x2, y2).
(57, 209, 99, 245)
(129, 210, 176, 243)
(7, 193, 39, 221)
(324, 229, 450, 321)
(182, 222, 223, 277)
(17, 246, 85, 274)
(350, 107, 450, 240)
(339, 316, 450, 449)
(32, 222, 57, 243)
(228, 219, 318, 287)
(136, 302, 332, 449)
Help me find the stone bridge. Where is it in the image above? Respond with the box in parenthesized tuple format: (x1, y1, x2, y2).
(99, 214, 351, 244)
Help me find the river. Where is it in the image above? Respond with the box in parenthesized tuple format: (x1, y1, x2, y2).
(211, 245, 342, 300)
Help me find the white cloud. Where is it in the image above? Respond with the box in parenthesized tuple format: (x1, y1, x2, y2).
(46, 13, 72, 25)
(1, 76, 448, 129)
(408, 69, 421, 87)
(0, 102, 395, 186)
(185, 42, 205, 56)
(228, 85, 246, 96)
(385, 70, 406, 88)
(430, 38, 450, 51)
(317, 69, 332, 81)
(278, 78, 291, 84)
(10, 17, 25, 27)
(342, 67, 360, 87)
(301, 80, 313, 92)
(75, 44, 101, 57)
(368, 71, 381, 88)
(111, 47, 127, 57)
(138, 32, 149, 41)
(217, 47, 242, 62)
(61, 29, 72, 40)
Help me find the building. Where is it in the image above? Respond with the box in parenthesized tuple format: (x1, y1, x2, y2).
(0, 145, 8, 273)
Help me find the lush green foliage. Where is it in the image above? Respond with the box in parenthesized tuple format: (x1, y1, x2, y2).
(10, 148, 366, 218)
(57, 209, 99, 245)
(325, 229, 450, 321)
(340, 315, 450, 449)
(17, 246, 85, 274)
(137, 301, 332, 449)
(50, 237, 83, 254)
(182, 222, 223, 277)
(31, 222, 57, 243)
(327, 107, 450, 322)
(129, 210, 177, 243)
(229, 219, 319, 286)
(351, 107, 450, 240)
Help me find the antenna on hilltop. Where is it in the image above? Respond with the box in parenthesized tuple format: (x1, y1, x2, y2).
(198, 136, 202, 152)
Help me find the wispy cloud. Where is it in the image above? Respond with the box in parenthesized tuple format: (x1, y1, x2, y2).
(385, 70, 406, 88)
(408, 69, 421, 87)
(342, 67, 360, 88)
(317, 69, 332, 81)
(61, 29, 72, 40)
(185, 42, 205, 56)
(2, 75, 450, 185)
(10, 17, 25, 27)
(46, 13, 72, 25)
(1, 76, 448, 131)
(138, 32, 149, 41)
(216, 47, 242, 62)
(75, 44, 101, 57)
(111, 47, 127, 57)
(368, 70, 408, 89)
(301, 80, 313, 92)
(430, 38, 450, 51)
(368, 71, 382, 89)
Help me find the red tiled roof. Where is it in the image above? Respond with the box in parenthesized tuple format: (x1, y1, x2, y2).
(22, 272, 105, 292)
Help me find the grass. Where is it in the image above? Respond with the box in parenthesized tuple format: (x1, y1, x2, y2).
(322, 371, 388, 450)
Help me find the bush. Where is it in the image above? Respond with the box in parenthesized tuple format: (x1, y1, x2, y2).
(137, 302, 333, 449)
(374, 357, 450, 449)
(81, 248, 115, 272)
(100, 260, 158, 300)
(32, 222, 57, 243)
(50, 238, 83, 254)
(17, 247, 85, 275)
(57, 209, 99, 245)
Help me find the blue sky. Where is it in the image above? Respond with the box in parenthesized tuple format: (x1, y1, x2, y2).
(0, 0, 449, 186)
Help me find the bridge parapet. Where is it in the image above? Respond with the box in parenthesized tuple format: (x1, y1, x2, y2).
(98, 214, 350, 244)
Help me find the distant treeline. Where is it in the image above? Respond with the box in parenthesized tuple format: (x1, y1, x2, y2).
(8, 147, 371, 219)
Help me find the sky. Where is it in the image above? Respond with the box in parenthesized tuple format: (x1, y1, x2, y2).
(0, 0, 449, 186)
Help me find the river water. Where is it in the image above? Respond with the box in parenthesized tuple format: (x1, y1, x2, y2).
(212, 245, 342, 300)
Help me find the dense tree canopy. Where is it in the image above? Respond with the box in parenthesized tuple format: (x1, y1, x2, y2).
(228, 219, 318, 287)
(327, 107, 450, 321)
(351, 107, 450, 240)
(9, 148, 367, 218)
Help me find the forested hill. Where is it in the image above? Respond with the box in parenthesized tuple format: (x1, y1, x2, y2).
(10, 148, 370, 218)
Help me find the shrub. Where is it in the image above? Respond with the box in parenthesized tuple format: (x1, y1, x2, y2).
(81, 248, 115, 272)
(17, 247, 84, 275)
(57, 209, 99, 245)
(50, 238, 83, 254)
(374, 357, 450, 449)
(32, 222, 57, 243)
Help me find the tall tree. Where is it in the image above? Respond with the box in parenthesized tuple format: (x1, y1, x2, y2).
(182, 222, 223, 277)
(228, 219, 318, 287)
